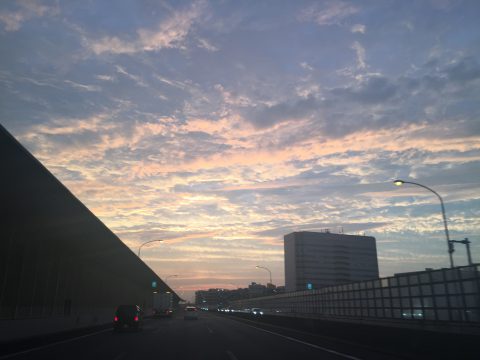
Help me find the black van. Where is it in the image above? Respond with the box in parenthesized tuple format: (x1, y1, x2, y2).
(113, 305, 144, 331)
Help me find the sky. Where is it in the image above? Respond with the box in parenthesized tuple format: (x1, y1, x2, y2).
(1, 0, 480, 301)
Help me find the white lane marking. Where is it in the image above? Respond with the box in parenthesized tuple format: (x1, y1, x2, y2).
(0, 328, 111, 359)
(226, 350, 238, 360)
(206, 325, 213, 334)
(238, 322, 363, 360)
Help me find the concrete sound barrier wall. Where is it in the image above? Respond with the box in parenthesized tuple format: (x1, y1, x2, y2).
(0, 125, 177, 341)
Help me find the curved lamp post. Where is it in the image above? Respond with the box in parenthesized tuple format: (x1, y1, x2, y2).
(137, 239, 163, 257)
(256, 265, 272, 284)
(393, 180, 454, 268)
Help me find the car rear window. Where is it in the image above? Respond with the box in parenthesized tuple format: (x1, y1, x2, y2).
(116, 305, 138, 316)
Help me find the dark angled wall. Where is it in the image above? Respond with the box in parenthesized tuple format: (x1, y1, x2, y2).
(0, 124, 178, 340)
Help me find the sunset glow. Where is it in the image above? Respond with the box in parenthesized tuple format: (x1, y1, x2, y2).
(1, 0, 479, 301)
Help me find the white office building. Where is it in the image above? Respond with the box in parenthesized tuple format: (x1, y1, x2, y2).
(284, 231, 379, 292)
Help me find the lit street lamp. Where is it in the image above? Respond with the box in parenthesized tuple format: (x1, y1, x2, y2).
(256, 265, 272, 285)
(393, 179, 454, 268)
(137, 239, 163, 257)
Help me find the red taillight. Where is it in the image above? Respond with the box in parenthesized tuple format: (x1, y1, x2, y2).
(114, 316, 118, 322)
(134, 315, 139, 322)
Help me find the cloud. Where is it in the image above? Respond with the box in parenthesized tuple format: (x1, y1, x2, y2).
(351, 24, 366, 34)
(197, 38, 218, 52)
(13, 76, 61, 89)
(115, 65, 147, 87)
(64, 80, 101, 92)
(0, 10, 24, 32)
(88, 1, 206, 55)
(155, 74, 189, 90)
(255, 221, 389, 239)
(299, 1, 359, 26)
(0, 0, 59, 32)
(300, 62, 314, 71)
(444, 56, 480, 84)
(95, 75, 115, 82)
(243, 95, 318, 129)
(123, 121, 480, 181)
(214, 84, 254, 107)
(332, 74, 397, 104)
(22, 114, 113, 136)
(429, 0, 460, 11)
(90, 36, 137, 55)
(214, 58, 476, 140)
(12, 107, 480, 289)
(401, 21, 414, 32)
(351, 41, 366, 69)
(2, 1, 479, 290)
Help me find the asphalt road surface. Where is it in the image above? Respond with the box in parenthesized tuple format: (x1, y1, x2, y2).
(1, 311, 395, 360)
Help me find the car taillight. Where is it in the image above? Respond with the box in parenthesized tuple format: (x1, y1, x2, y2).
(114, 316, 118, 322)
(134, 315, 139, 321)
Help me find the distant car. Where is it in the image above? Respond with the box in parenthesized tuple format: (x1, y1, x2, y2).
(153, 308, 173, 317)
(184, 306, 198, 320)
(114, 305, 143, 331)
(251, 308, 264, 315)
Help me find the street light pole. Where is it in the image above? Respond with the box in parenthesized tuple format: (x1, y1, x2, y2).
(138, 239, 163, 257)
(393, 180, 454, 268)
(449, 239, 473, 266)
(256, 265, 272, 285)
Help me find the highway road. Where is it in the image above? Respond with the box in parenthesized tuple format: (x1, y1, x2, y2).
(1, 311, 396, 360)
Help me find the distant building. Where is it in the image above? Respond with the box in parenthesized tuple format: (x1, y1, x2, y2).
(284, 231, 379, 292)
(195, 288, 232, 309)
(195, 283, 279, 308)
(248, 282, 266, 298)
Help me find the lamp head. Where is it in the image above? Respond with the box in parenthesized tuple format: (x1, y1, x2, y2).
(393, 180, 404, 186)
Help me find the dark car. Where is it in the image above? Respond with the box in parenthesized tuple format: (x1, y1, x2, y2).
(184, 306, 198, 320)
(153, 308, 173, 317)
(114, 305, 143, 331)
